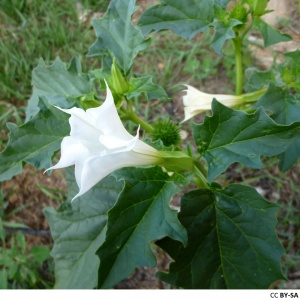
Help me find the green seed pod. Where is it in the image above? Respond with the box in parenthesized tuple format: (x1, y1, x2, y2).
(151, 119, 182, 147)
(214, 5, 229, 24)
(230, 3, 248, 23)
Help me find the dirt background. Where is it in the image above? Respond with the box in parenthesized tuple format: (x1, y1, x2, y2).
(1, 0, 300, 289)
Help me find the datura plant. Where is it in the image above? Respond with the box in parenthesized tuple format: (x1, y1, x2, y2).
(0, 0, 299, 289)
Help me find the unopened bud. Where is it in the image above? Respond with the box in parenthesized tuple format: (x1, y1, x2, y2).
(111, 58, 129, 94)
(251, 0, 269, 16)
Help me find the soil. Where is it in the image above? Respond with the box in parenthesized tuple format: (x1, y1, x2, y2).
(1, 0, 300, 290)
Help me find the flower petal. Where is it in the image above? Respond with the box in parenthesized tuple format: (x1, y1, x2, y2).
(73, 151, 160, 199)
(99, 126, 140, 154)
(93, 82, 133, 140)
(45, 136, 90, 172)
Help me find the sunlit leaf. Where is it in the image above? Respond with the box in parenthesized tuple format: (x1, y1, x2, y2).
(26, 57, 92, 121)
(88, 0, 150, 74)
(193, 100, 300, 181)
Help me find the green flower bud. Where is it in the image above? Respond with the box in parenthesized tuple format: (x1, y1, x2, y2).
(151, 119, 181, 147)
(281, 66, 294, 85)
(230, 3, 248, 23)
(111, 58, 129, 95)
(79, 92, 100, 109)
(214, 5, 229, 24)
(251, 0, 269, 16)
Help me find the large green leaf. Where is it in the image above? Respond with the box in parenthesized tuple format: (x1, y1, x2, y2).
(253, 17, 292, 47)
(211, 19, 242, 55)
(253, 83, 300, 125)
(26, 57, 92, 121)
(126, 75, 167, 100)
(44, 170, 123, 289)
(97, 166, 187, 288)
(0, 99, 70, 182)
(253, 83, 300, 170)
(157, 185, 285, 289)
(87, 0, 150, 74)
(192, 100, 300, 181)
(244, 67, 275, 92)
(138, 0, 215, 40)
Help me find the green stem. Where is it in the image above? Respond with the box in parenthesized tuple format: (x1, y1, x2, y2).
(121, 103, 154, 133)
(194, 164, 210, 189)
(232, 37, 243, 96)
(232, 17, 254, 96)
(194, 160, 207, 177)
(243, 87, 268, 103)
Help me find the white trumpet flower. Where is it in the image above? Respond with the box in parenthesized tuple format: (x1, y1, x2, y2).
(182, 85, 266, 122)
(46, 83, 163, 200)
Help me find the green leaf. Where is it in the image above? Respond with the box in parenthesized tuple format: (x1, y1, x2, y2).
(157, 185, 285, 289)
(253, 83, 300, 170)
(253, 83, 300, 125)
(0, 99, 70, 182)
(138, 0, 215, 40)
(215, 0, 229, 9)
(244, 67, 275, 92)
(253, 17, 292, 47)
(211, 19, 242, 55)
(192, 100, 300, 181)
(31, 246, 50, 265)
(44, 170, 123, 289)
(0, 269, 8, 289)
(97, 166, 187, 288)
(26, 57, 93, 121)
(126, 75, 168, 100)
(283, 50, 300, 92)
(88, 0, 150, 74)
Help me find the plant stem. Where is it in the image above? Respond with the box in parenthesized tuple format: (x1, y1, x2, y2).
(232, 37, 243, 96)
(121, 103, 154, 133)
(194, 164, 210, 189)
(243, 87, 268, 103)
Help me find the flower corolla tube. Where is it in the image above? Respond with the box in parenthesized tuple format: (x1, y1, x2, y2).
(182, 85, 244, 122)
(46, 83, 163, 200)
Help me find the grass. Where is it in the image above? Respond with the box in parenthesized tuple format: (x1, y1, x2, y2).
(0, 0, 110, 104)
(0, 0, 111, 289)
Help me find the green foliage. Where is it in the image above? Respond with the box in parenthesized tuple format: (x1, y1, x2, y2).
(245, 51, 300, 170)
(139, 0, 236, 54)
(139, 0, 215, 39)
(211, 19, 242, 55)
(0, 0, 298, 291)
(97, 167, 187, 288)
(0, 232, 52, 288)
(88, 0, 150, 74)
(44, 170, 123, 289)
(26, 57, 93, 121)
(126, 76, 168, 100)
(253, 17, 292, 47)
(0, 99, 70, 182)
(157, 185, 284, 288)
(193, 100, 300, 181)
